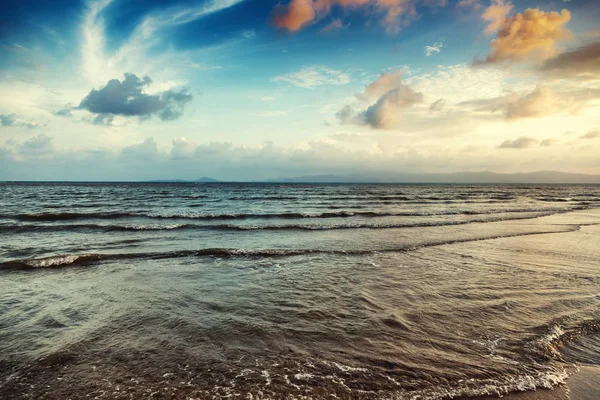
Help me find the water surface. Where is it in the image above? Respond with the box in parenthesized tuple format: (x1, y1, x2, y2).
(1, 183, 599, 399)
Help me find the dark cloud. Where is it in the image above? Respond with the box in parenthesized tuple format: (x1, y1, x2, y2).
(0, 113, 40, 129)
(541, 41, 600, 80)
(18, 134, 54, 155)
(364, 86, 423, 129)
(0, 114, 17, 126)
(53, 108, 73, 117)
(498, 137, 538, 149)
(336, 71, 423, 129)
(336, 105, 357, 124)
(77, 73, 193, 122)
(92, 114, 115, 126)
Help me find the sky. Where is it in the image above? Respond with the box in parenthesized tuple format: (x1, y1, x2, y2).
(0, 0, 599, 181)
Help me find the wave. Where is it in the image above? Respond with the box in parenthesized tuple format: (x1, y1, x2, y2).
(531, 319, 600, 361)
(0, 211, 577, 234)
(0, 226, 582, 271)
(5, 206, 586, 223)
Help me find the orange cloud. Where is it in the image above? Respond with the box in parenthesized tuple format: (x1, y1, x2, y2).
(272, 0, 316, 32)
(481, 7, 572, 64)
(482, 0, 512, 35)
(271, 0, 421, 33)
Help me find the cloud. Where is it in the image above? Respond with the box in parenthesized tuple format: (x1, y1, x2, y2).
(18, 134, 54, 155)
(272, 66, 350, 88)
(336, 105, 359, 124)
(270, 0, 422, 33)
(337, 71, 424, 129)
(91, 114, 115, 126)
(0, 113, 41, 129)
(540, 41, 600, 80)
(320, 18, 347, 33)
(457, 0, 481, 10)
(121, 138, 160, 161)
(79, 0, 250, 88)
(364, 85, 424, 129)
(424, 41, 445, 56)
(540, 138, 559, 147)
(502, 86, 562, 120)
(580, 130, 600, 139)
(498, 137, 538, 149)
(77, 73, 193, 122)
(4, 134, 600, 181)
(194, 141, 234, 156)
(482, 0, 513, 35)
(171, 138, 235, 160)
(479, 7, 572, 64)
(171, 137, 196, 160)
(272, 0, 315, 32)
(429, 98, 445, 111)
(424, 0, 448, 8)
(459, 86, 579, 120)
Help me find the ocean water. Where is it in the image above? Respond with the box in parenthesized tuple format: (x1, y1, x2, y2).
(0, 183, 599, 399)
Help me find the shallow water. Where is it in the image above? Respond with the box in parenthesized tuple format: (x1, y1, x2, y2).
(1, 183, 599, 399)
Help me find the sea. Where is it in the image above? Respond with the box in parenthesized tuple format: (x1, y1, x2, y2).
(0, 182, 599, 399)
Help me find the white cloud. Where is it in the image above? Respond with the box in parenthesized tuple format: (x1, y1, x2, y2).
(424, 41, 445, 57)
(271, 66, 351, 89)
(80, 0, 250, 88)
(121, 138, 160, 161)
(406, 64, 525, 104)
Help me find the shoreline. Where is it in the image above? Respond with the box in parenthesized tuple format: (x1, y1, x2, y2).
(473, 365, 600, 400)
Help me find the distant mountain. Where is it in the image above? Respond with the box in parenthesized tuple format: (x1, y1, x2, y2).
(267, 171, 600, 184)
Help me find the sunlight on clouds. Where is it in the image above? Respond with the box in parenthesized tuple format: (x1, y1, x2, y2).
(482, 0, 512, 35)
(337, 71, 424, 129)
(541, 41, 600, 81)
(271, 0, 423, 33)
(1, 0, 599, 178)
(479, 5, 572, 64)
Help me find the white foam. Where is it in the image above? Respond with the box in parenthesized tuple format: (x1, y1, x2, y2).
(30, 255, 80, 267)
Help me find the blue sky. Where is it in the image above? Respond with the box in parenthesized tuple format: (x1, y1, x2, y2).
(0, 0, 599, 180)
